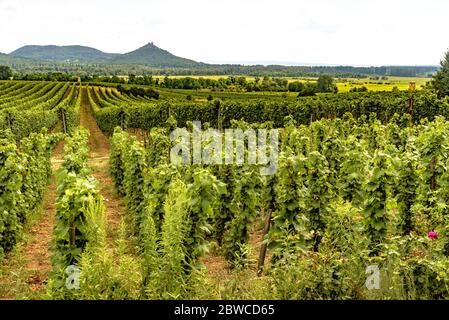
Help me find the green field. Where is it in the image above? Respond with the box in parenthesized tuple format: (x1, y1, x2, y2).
(336, 76, 430, 92)
(149, 75, 431, 93)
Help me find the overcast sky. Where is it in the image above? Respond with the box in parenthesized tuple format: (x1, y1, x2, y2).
(0, 0, 448, 66)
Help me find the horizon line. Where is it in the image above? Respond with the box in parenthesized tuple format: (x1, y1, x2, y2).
(2, 43, 441, 68)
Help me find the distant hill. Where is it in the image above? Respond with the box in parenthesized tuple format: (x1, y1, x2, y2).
(7, 43, 202, 67)
(10, 45, 118, 63)
(111, 42, 202, 67)
(0, 42, 439, 77)
(0, 52, 40, 64)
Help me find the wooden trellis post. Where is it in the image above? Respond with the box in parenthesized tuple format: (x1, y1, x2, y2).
(257, 209, 272, 276)
(408, 81, 415, 116)
(61, 109, 67, 134)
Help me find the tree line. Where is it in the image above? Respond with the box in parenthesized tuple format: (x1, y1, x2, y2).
(82, 74, 338, 95)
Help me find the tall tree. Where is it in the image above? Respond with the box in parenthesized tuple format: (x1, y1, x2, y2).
(432, 50, 449, 98)
(0, 66, 12, 80)
(316, 75, 338, 93)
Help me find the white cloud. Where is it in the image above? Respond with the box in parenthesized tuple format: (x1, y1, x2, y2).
(0, 0, 448, 66)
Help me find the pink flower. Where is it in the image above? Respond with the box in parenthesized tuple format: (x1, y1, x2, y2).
(428, 231, 438, 239)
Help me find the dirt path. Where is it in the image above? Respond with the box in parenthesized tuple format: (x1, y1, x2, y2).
(80, 86, 124, 244)
(21, 175, 58, 292)
(80, 87, 109, 158)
